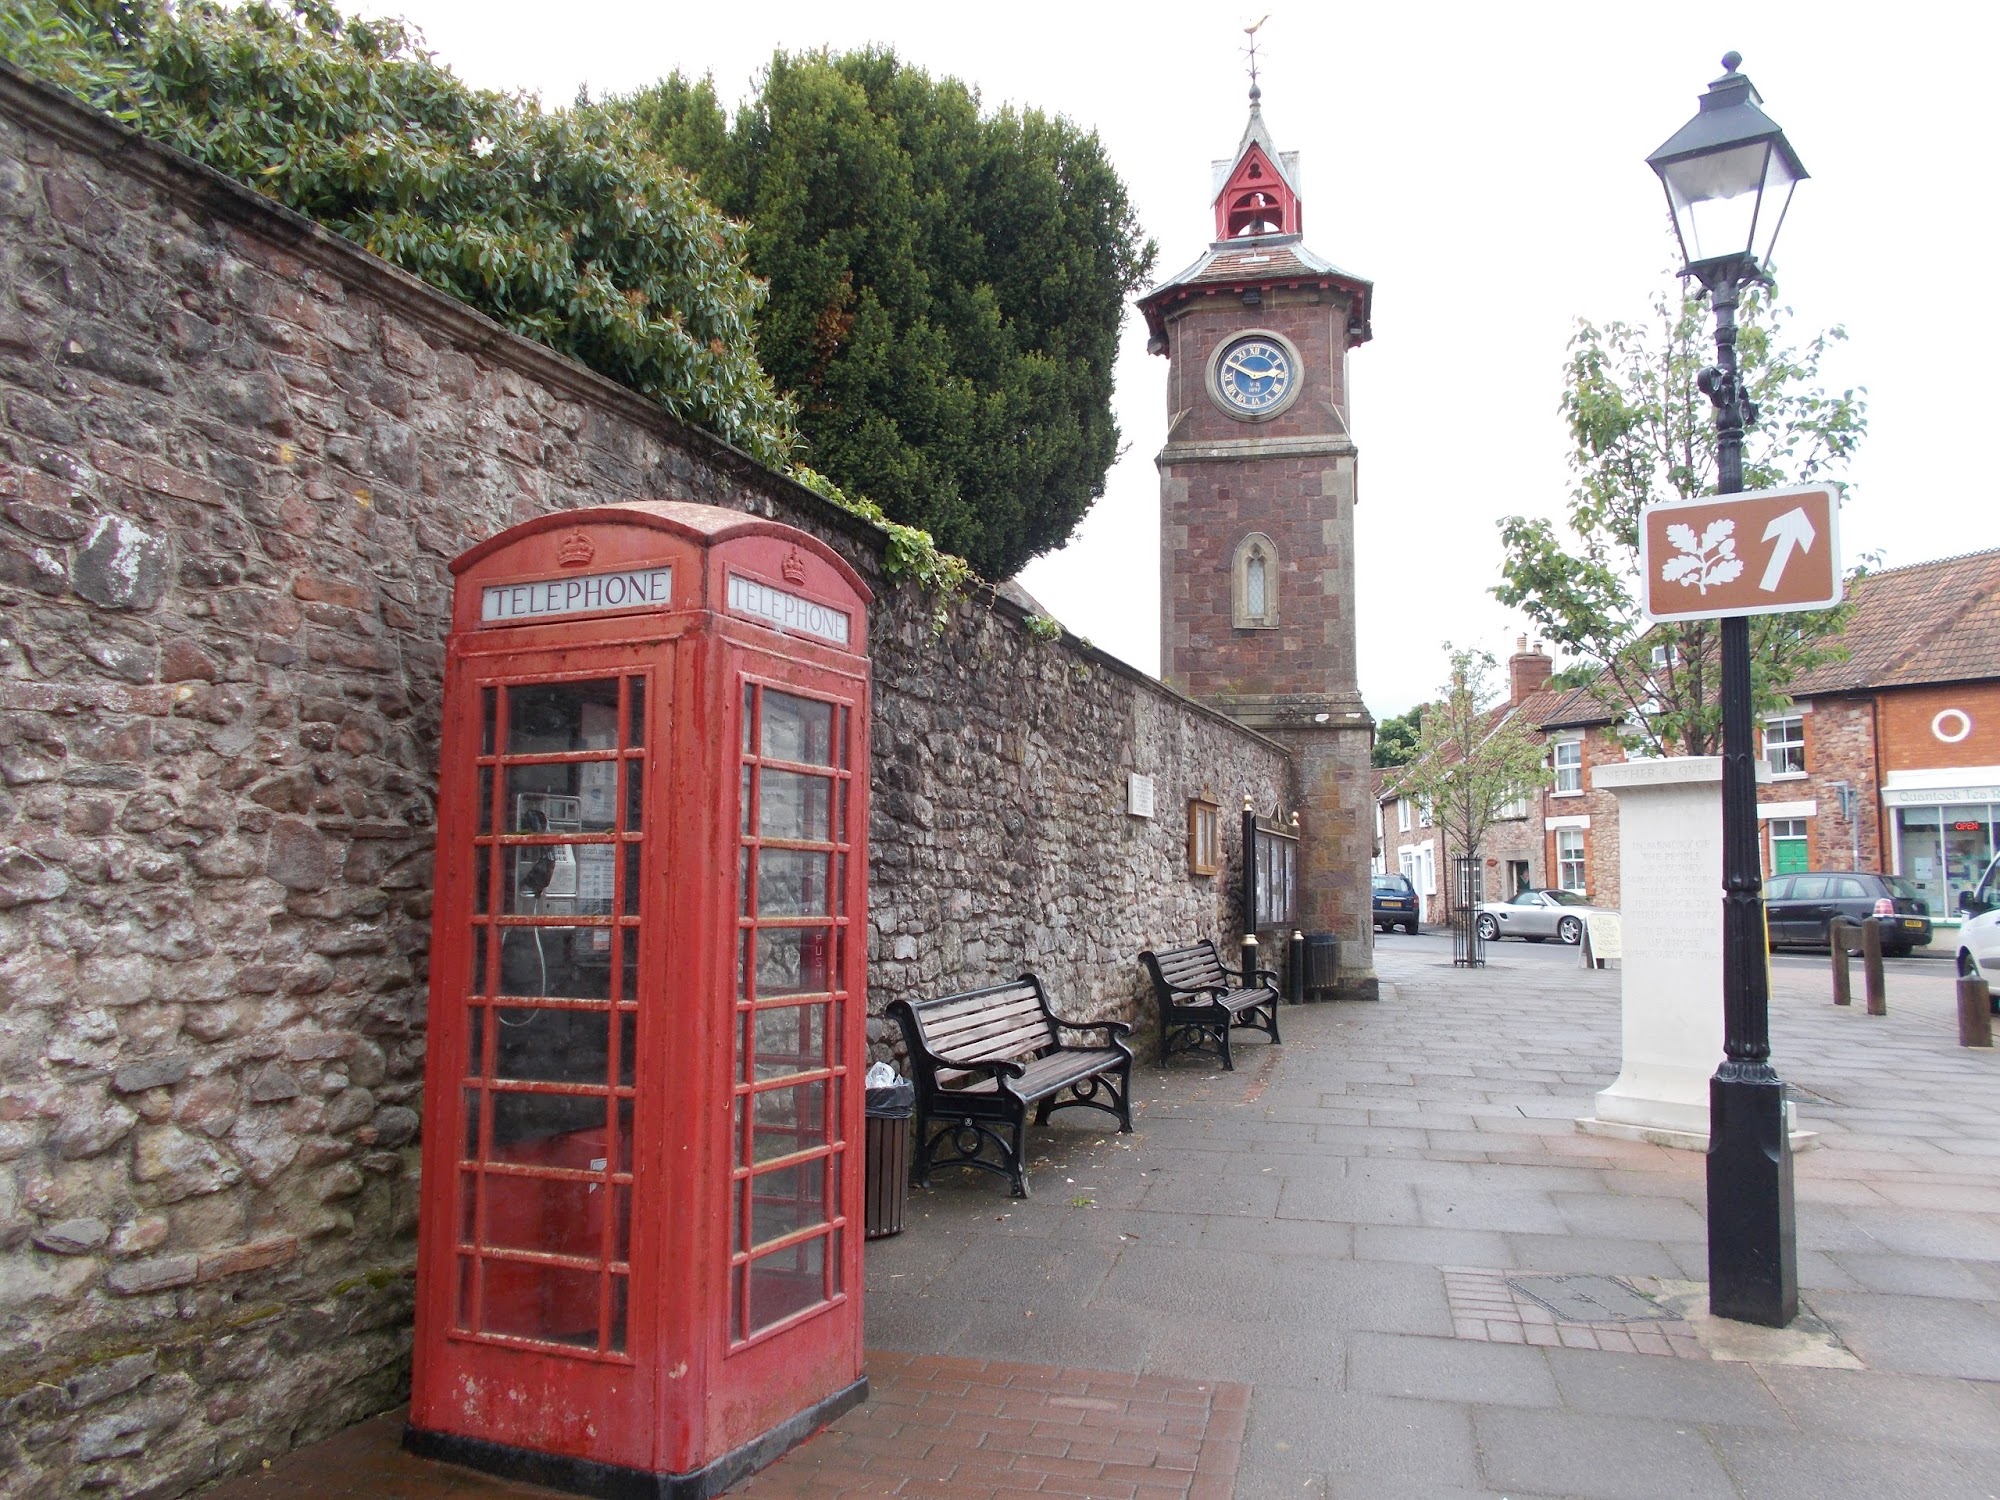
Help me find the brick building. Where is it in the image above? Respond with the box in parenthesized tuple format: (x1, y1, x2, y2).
(1376, 549, 2000, 941)
(1373, 642, 1623, 926)
(1760, 548, 2000, 933)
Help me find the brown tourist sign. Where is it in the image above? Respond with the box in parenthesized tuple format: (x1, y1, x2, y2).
(1639, 485, 1842, 622)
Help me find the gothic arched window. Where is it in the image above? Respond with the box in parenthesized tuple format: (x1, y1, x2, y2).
(1232, 533, 1278, 629)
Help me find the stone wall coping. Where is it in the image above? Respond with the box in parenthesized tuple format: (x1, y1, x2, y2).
(0, 59, 1293, 768)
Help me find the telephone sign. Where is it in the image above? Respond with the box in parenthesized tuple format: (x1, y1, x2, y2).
(1639, 485, 1841, 623)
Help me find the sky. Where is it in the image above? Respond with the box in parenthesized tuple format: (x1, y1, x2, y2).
(351, 0, 1998, 716)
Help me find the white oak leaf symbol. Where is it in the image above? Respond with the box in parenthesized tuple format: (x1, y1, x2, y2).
(1659, 513, 1744, 595)
(1661, 554, 1703, 582)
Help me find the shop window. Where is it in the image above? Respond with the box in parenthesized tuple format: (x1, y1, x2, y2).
(1556, 829, 1586, 893)
(1896, 802, 2000, 922)
(1232, 533, 1279, 629)
(1763, 716, 1805, 776)
(1768, 817, 1809, 876)
(1552, 739, 1583, 794)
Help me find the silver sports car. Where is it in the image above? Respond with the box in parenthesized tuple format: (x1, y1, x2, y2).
(1474, 888, 1612, 945)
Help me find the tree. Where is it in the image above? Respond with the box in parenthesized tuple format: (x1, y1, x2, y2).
(1372, 704, 1425, 768)
(1397, 649, 1550, 875)
(1494, 275, 1867, 755)
(2, 0, 797, 467)
(624, 50, 1157, 580)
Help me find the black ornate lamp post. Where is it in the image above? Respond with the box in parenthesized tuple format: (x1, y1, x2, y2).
(1647, 53, 1807, 1328)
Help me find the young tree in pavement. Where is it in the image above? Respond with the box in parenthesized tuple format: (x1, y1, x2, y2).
(1397, 648, 1550, 889)
(1494, 276, 1866, 755)
(624, 50, 1157, 581)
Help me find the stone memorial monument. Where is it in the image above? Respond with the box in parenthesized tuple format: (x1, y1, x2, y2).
(1580, 757, 1789, 1149)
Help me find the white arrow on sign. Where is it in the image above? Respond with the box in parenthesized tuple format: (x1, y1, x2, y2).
(1759, 508, 1817, 593)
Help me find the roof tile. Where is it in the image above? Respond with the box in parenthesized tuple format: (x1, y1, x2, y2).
(1792, 548, 2000, 695)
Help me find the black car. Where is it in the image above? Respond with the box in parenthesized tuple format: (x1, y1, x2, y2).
(1372, 872, 1420, 934)
(1763, 871, 1932, 957)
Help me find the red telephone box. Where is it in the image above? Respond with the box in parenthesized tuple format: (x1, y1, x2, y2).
(407, 502, 871, 1497)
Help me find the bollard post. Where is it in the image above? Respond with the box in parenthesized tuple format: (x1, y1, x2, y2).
(1829, 918, 1852, 1007)
(1861, 918, 1886, 1016)
(1240, 931, 1259, 989)
(1959, 977, 1994, 1048)
(1288, 930, 1306, 1005)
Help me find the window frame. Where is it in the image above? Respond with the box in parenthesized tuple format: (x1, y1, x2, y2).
(1552, 738, 1583, 795)
(1555, 827, 1587, 893)
(1762, 715, 1806, 777)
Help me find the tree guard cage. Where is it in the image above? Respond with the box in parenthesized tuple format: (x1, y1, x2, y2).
(1451, 854, 1486, 968)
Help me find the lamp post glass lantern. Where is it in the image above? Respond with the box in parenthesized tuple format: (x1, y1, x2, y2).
(1646, 52, 1807, 288)
(1647, 53, 1803, 1330)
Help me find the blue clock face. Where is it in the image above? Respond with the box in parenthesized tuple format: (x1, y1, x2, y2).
(1217, 337, 1294, 415)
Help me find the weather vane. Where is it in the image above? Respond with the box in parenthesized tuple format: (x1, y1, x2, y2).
(1244, 15, 1270, 102)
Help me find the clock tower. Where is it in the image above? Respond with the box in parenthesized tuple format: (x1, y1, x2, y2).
(1138, 84, 1378, 997)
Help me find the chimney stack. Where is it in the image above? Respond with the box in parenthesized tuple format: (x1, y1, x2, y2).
(1509, 637, 1552, 705)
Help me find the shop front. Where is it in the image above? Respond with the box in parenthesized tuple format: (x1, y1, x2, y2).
(1885, 774, 2000, 928)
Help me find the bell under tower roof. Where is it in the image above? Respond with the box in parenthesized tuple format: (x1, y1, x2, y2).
(1137, 88, 1372, 351)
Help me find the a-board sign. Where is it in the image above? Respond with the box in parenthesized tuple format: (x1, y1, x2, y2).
(1639, 485, 1840, 622)
(1586, 913, 1623, 960)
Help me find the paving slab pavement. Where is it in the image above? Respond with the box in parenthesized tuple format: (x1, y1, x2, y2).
(207, 932, 1999, 1499)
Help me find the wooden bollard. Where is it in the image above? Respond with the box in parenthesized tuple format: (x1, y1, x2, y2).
(1829, 918, 1853, 1007)
(1960, 977, 1994, 1048)
(1861, 917, 1887, 1016)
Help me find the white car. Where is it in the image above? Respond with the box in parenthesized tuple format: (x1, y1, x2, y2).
(1956, 855, 2000, 990)
(1474, 887, 1614, 946)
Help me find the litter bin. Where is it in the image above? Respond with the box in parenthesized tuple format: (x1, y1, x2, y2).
(863, 1076, 916, 1239)
(1303, 933, 1341, 1000)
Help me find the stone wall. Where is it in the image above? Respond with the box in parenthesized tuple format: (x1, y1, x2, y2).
(0, 69, 1292, 1500)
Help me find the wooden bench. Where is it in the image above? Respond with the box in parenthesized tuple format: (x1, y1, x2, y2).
(886, 974, 1134, 1198)
(1138, 941, 1282, 1070)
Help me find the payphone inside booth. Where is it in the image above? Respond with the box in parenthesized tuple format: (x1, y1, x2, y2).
(407, 502, 872, 1498)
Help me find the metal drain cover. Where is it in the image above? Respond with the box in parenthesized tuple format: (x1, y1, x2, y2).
(1507, 1275, 1663, 1323)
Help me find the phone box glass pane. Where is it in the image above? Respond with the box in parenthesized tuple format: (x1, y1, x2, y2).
(483, 1172, 608, 1260)
(506, 680, 620, 755)
(479, 1258, 599, 1347)
(761, 692, 833, 766)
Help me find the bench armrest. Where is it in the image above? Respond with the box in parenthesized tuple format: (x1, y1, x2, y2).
(1243, 965, 1281, 989)
(1048, 1015, 1134, 1042)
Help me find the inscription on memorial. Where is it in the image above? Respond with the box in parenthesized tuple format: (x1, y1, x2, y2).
(1625, 835, 1720, 958)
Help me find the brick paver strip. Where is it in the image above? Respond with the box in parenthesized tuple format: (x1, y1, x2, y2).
(199, 1355, 1248, 1500)
(1443, 1265, 1713, 1359)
